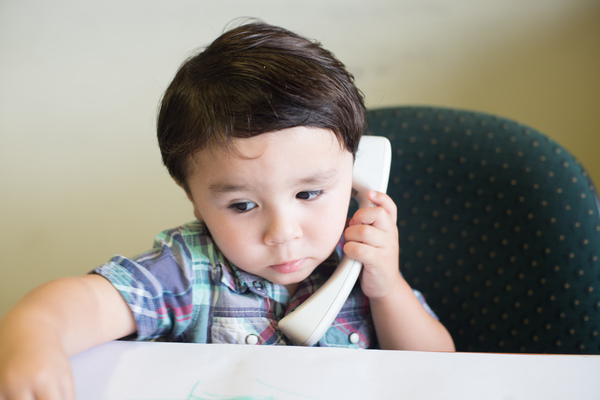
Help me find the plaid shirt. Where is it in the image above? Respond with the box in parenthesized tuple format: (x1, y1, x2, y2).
(94, 221, 434, 348)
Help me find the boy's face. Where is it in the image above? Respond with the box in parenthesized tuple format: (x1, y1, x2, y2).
(185, 127, 353, 292)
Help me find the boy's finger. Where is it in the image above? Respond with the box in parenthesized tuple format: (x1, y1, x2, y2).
(344, 223, 387, 247)
(366, 191, 397, 221)
(349, 205, 397, 233)
(343, 240, 379, 264)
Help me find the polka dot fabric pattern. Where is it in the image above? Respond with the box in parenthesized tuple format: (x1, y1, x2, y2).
(366, 106, 600, 354)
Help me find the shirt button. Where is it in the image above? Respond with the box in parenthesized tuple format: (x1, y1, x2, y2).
(252, 281, 264, 291)
(348, 332, 360, 344)
(245, 334, 259, 345)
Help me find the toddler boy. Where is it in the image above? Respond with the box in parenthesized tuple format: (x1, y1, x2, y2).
(0, 21, 454, 399)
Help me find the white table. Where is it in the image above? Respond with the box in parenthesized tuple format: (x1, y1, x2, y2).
(71, 341, 600, 400)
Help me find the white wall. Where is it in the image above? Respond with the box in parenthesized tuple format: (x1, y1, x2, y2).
(1, 0, 599, 317)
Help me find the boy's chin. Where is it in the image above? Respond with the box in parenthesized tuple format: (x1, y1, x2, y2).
(269, 274, 305, 287)
(269, 270, 313, 288)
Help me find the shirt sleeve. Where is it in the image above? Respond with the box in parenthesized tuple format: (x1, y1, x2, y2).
(92, 227, 202, 341)
(412, 288, 438, 320)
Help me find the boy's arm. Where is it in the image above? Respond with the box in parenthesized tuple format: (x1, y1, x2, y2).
(0, 274, 136, 399)
(344, 190, 455, 352)
(368, 278, 455, 351)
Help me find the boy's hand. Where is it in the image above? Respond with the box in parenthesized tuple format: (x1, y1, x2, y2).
(344, 191, 455, 352)
(343, 190, 402, 299)
(0, 275, 136, 399)
(0, 322, 75, 400)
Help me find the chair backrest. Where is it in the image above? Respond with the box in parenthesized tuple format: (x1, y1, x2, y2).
(366, 106, 600, 354)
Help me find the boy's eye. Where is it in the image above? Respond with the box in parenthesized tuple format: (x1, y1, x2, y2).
(228, 201, 257, 213)
(296, 190, 324, 201)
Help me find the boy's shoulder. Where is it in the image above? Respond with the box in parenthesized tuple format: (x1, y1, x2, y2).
(150, 220, 221, 263)
(153, 220, 212, 248)
(156, 219, 207, 238)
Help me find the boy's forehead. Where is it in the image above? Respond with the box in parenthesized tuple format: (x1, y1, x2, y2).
(187, 127, 352, 182)
(198, 127, 347, 160)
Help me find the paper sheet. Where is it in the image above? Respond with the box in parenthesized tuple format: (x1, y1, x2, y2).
(71, 341, 600, 400)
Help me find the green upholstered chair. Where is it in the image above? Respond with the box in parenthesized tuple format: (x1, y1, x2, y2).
(365, 106, 600, 354)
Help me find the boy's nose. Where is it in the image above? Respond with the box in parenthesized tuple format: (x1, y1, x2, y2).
(264, 211, 302, 246)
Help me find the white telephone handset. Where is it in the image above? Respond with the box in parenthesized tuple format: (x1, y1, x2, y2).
(278, 136, 392, 346)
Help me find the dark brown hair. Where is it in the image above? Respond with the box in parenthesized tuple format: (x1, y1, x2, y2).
(157, 21, 365, 191)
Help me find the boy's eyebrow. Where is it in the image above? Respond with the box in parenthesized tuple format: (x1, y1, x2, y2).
(208, 183, 248, 194)
(208, 169, 339, 194)
(292, 168, 338, 186)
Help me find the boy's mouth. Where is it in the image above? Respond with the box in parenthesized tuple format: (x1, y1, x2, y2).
(269, 259, 306, 274)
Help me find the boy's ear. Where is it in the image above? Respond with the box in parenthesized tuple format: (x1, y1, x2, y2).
(176, 179, 204, 222)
